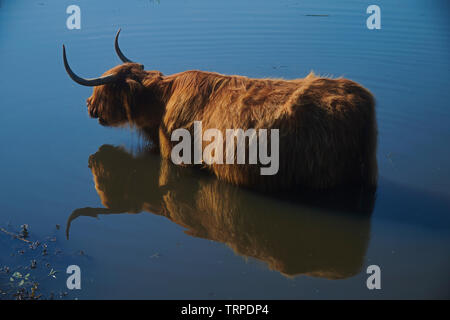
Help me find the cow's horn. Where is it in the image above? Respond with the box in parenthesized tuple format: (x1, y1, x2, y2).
(115, 28, 135, 63)
(63, 45, 118, 87)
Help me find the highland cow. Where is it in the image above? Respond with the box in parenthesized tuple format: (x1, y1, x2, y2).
(63, 29, 377, 191)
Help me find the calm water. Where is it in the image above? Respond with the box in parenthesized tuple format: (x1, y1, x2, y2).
(0, 0, 449, 299)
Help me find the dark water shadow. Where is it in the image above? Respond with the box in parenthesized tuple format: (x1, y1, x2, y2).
(67, 144, 376, 279)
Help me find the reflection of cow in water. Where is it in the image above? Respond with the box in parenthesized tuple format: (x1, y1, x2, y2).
(68, 145, 375, 278)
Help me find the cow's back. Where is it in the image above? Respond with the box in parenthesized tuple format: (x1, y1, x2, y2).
(162, 71, 377, 191)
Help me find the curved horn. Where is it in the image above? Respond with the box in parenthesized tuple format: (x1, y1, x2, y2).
(115, 28, 135, 63)
(63, 45, 118, 87)
(66, 207, 125, 240)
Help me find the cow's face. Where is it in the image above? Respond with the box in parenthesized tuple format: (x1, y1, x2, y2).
(63, 29, 166, 127)
(88, 144, 162, 211)
(85, 64, 162, 126)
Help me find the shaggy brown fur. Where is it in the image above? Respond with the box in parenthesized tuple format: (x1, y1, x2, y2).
(86, 64, 377, 190)
(67, 145, 373, 278)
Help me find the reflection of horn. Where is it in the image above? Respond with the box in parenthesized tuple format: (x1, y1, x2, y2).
(69, 144, 375, 278)
(66, 207, 125, 240)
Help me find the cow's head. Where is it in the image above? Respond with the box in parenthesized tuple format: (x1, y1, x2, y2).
(63, 29, 164, 127)
(87, 144, 162, 212)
